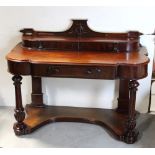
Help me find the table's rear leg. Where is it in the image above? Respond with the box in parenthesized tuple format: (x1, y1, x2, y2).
(12, 75, 29, 135)
(31, 76, 45, 107)
(117, 79, 130, 113)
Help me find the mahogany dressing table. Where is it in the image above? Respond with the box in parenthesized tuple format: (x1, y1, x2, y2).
(6, 20, 149, 144)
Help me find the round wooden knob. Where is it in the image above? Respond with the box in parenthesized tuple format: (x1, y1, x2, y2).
(96, 68, 101, 73)
(87, 69, 92, 74)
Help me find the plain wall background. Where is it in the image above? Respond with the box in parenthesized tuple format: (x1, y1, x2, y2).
(0, 6, 154, 113)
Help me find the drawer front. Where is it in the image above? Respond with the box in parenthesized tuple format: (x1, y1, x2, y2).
(32, 64, 116, 79)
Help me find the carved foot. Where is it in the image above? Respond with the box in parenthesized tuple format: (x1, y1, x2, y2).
(121, 117, 139, 144)
(13, 122, 29, 136)
(122, 129, 139, 144)
(13, 109, 29, 136)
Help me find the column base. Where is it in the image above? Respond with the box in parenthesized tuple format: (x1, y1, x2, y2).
(13, 122, 30, 136)
(121, 129, 139, 144)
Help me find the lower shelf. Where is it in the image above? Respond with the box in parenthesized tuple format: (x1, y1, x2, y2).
(14, 104, 139, 143)
(25, 105, 128, 138)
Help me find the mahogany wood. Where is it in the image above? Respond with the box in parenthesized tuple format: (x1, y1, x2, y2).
(23, 105, 130, 140)
(12, 75, 29, 135)
(123, 80, 139, 143)
(6, 19, 149, 144)
(31, 77, 44, 107)
(117, 80, 130, 113)
(20, 20, 142, 52)
(7, 44, 149, 80)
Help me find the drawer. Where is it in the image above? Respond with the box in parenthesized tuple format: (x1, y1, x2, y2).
(31, 64, 116, 79)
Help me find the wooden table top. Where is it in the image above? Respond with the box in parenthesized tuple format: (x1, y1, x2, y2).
(6, 43, 149, 66)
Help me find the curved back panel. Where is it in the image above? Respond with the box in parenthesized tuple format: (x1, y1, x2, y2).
(20, 19, 142, 52)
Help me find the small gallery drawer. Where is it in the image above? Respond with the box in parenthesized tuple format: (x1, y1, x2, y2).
(31, 64, 117, 79)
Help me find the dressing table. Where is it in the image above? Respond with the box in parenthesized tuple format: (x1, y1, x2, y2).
(6, 19, 149, 144)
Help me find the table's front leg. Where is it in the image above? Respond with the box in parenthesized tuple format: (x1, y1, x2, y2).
(12, 75, 29, 135)
(123, 80, 139, 144)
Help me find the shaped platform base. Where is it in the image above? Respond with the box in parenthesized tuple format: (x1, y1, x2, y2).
(13, 104, 139, 144)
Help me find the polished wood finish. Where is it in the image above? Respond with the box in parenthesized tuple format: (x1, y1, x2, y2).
(7, 44, 148, 80)
(12, 75, 29, 135)
(117, 80, 130, 113)
(20, 20, 142, 52)
(31, 77, 44, 107)
(23, 105, 131, 139)
(7, 44, 148, 66)
(123, 80, 139, 143)
(6, 19, 149, 144)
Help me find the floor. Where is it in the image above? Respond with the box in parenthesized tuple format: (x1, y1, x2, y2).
(0, 107, 155, 148)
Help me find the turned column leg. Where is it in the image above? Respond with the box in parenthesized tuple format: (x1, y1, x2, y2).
(12, 75, 29, 135)
(31, 76, 45, 107)
(123, 80, 139, 144)
(117, 79, 130, 113)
